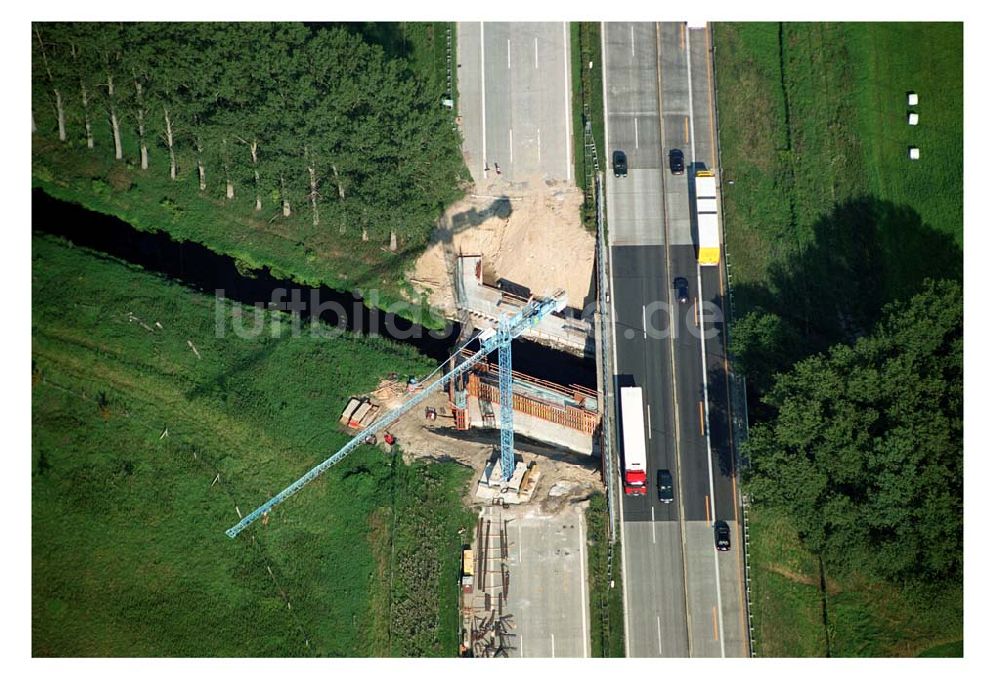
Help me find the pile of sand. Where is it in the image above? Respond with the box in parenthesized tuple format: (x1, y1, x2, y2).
(410, 175, 595, 315)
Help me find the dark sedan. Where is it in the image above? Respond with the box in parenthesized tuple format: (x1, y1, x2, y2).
(668, 148, 685, 175)
(656, 469, 674, 504)
(612, 150, 628, 178)
(673, 277, 689, 304)
(714, 520, 731, 551)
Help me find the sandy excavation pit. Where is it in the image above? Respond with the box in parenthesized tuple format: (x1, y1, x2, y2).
(410, 175, 596, 317)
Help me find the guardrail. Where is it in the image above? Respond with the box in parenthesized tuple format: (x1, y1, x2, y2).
(708, 24, 757, 657)
(583, 103, 597, 215)
(585, 110, 618, 545)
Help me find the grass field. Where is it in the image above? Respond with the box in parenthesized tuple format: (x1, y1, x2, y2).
(585, 493, 624, 657)
(715, 22, 963, 656)
(715, 23, 962, 327)
(747, 506, 963, 657)
(918, 640, 963, 657)
(32, 234, 476, 656)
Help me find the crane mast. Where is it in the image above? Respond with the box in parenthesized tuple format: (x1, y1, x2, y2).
(226, 291, 566, 538)
(497, 313, 515, 481)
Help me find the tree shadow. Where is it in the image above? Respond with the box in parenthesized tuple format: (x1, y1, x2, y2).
(447, 197, 512, 233)
(730, 196, 962, 401)
(707, 363, 736, 478)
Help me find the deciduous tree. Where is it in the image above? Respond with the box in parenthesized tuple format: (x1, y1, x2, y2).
(744, 279, 962, 583)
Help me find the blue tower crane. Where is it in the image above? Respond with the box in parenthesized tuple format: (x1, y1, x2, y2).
(497, 312, 515, 481)
(226, 291, 567, 538)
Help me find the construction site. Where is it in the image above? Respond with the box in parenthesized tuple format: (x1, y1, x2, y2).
(400, 99, 601, 656)
(321, 282, 603, 659)
(221, 25, 605, 654)
(207, 145, 606, 655)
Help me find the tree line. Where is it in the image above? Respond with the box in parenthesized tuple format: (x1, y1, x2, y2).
(743, 279, 962, 584)
(31, 22, 467, 246)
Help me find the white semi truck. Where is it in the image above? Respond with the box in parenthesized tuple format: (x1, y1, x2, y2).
(619, 386, 648, 496)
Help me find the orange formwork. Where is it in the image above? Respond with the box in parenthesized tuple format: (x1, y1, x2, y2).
(466, 371, 599, 435)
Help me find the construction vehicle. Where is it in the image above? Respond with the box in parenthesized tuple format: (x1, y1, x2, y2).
(619, 385, 648, 496)
(695, 170, 720, 266)
(226, 291, 568, 538)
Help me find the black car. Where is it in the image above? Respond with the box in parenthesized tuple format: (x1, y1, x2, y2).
(656, 469, 674, 504)
(668, 148, 685, 175)
(714, 520, 731, 551)
(673, 277, 689, 304)
(612, 150, 628, 177)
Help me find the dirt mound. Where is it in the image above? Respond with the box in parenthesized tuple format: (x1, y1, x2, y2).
(410, 175, 595, 315)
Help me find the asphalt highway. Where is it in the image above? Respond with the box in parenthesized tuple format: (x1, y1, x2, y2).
(604, 22, 748, 658)
(457, 22, 574, 184)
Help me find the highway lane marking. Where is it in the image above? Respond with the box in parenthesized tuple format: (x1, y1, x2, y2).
(535, 36, 539, 69)
(563, 22, 573, 182)
(647, 404, 652, 439)
(480, 23, 488, 177)
(697, 272, 727, 656)
(657, 615, 663, 655)
(684, 116, 690, 143)
(634, 117, 639, 149)
(712, 605, 719, 641)
(608, 110, 662, 117)
(705, 27, 718, 170)
(685, 25, 697, 162)
(507, 38, 511, 69)
(578, 511, 590, 657)
(699, 401, 705, 436)
(642, 305, 648, 338)
(551, 633, 555, 657)
(705, 495, 710, 524)
(694, 296, 699, 327)
(656, 21, 694, 656)
(651, 507, 656, 543)
(537, 128, 542, 163)
(679, 23, 685, 51)
(631, 25, 635, 57)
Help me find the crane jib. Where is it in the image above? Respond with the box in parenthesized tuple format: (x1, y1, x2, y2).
(225, 293, 566, 538)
